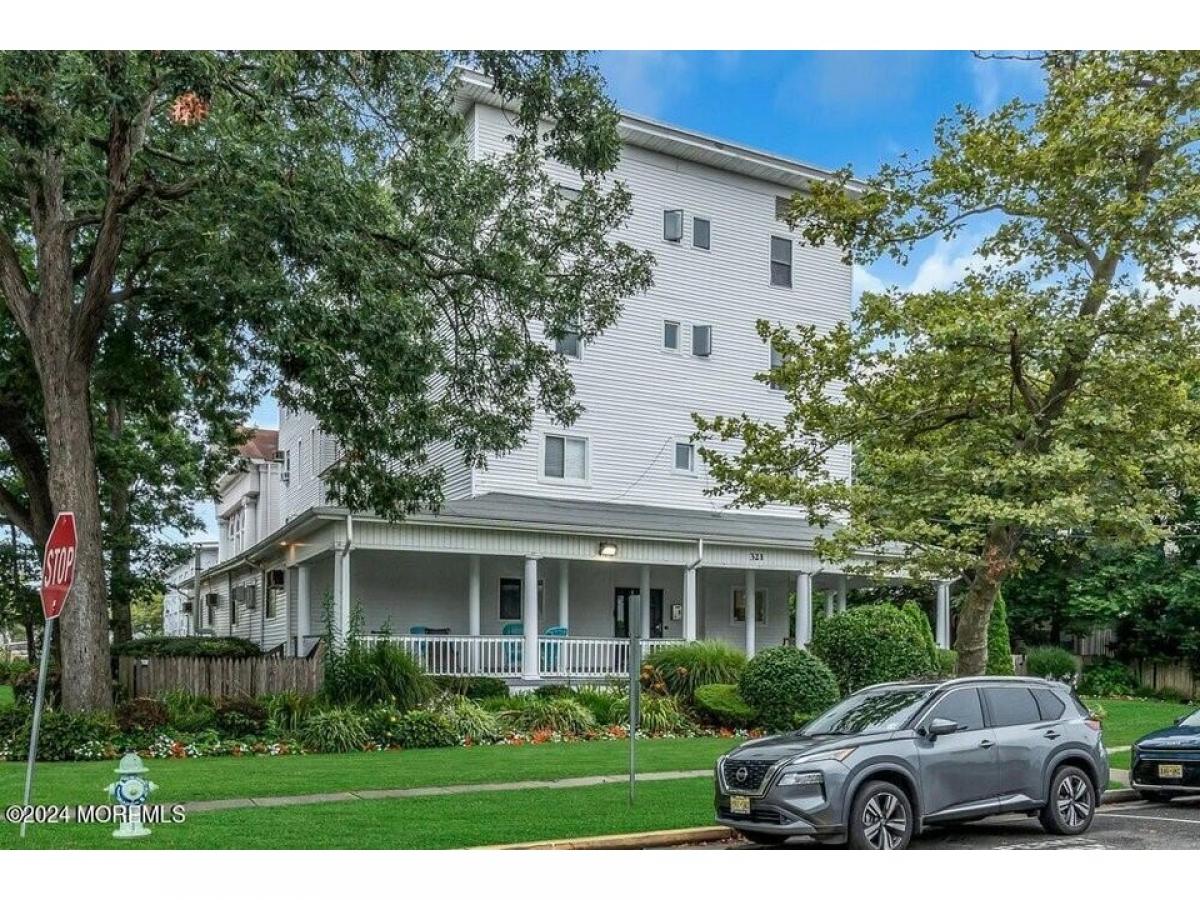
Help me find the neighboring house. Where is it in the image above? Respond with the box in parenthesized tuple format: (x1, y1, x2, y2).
(162, 541, 219, 637)
(189, 72, 952, 680)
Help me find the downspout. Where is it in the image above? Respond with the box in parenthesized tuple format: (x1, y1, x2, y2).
(687, 538, 704, 571)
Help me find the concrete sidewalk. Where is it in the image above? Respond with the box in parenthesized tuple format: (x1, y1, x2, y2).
(185, 768, 713, 813)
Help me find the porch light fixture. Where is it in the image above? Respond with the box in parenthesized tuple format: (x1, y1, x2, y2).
(598, 542, 618, 558)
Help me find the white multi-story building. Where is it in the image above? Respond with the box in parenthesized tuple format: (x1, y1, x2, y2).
(188, 72, 951, 678)
(162, 541, 218, 637)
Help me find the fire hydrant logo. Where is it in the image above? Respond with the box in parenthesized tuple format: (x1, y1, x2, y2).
(106, 753, 157, 839)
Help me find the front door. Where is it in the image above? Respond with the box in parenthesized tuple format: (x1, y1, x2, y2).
(614, 587, 664, 638)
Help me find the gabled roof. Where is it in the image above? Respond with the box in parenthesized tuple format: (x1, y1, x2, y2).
(236, 428, 278, 463)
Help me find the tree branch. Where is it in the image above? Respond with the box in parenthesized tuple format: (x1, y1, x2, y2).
(0, 229, 35, 334)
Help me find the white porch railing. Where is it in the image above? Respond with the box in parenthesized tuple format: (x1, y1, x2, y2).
(360, 634, 683, 679)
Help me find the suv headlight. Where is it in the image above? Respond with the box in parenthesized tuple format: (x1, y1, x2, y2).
(777, 771, 825, 787)
(786, 747, 856, 766)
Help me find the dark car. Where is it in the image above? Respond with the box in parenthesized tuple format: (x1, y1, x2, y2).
(1130, 707, 1200, 802)
(715, 676, 1108, 849)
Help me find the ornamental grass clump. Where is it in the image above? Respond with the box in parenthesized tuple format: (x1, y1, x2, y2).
(642, 640, 747, 701)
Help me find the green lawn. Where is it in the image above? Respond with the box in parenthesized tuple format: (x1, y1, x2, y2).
(2, 736, 737, 808)
(1, 776, 716, 849)
(0, 685, 12, 707)
(1083, 696, 1193, 748)
(1109, 750, 1130, 771)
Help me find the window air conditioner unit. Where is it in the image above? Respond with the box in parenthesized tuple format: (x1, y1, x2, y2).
(182, 601, 194, 614)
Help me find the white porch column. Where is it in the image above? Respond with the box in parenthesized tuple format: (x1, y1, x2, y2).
(640, 565, 652, 639)
(468, 555, 481, 674)
(522, 556, 540, 679)
(557, 560, 569, 631)
(935, 581, 951, 649)
(795, 572, 813, 649)
(296, 564, 311, 655)
(332, 547, 347, 642)
(744, 569, 756, 658)
(836, 575, 848, 613)
(683, 567, 698, 642)
(825, 589, 835, 618)
(244, 496, 258, 547)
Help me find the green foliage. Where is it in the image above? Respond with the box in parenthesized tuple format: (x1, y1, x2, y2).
(115, 698, 169, 733)
(435, 696, 503, 744)
(738, 646, 840, 731)
(322, 606, 434, 710)
(986, 592, 1016, 676)
(809, 605, 929, 693)
(693, 683, 758, 729)
(642, 640, 747, 701)
(900, 601, 938, 671)
(431, 676, 509, 701)
(161, 690, 217, 733)
(497, 696, 596, 735)
(934, 648, 958, 677)
(0, 657, 31, 685)
(394, 710, 458, 749)
(532, 683, 575, 700)
(11, 666, 59, 707)
(111, 636, 262, 659)
(262, 692, 320, 735)
(607, 693, 695, 735)
(1024, 645, 1078, 680)
(569, 687, 620, 726)
(301, 708, 369, 753)
(214, 697, 268, 738)
(3, 710, 120, 761)
(694, 52, 1200, 676)
(1078, 660, 1139, 697)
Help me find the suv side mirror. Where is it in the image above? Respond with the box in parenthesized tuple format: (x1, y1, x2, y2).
(926, 718, 959, 738)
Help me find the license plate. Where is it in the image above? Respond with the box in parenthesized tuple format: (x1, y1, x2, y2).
(729, 794, 751, 814)
(1158, 764, 1184, 779)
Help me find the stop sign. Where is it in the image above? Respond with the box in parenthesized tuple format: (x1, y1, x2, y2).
(41, 512, 77, 620)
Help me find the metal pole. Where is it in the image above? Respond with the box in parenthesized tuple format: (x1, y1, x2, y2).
(20, 616, 53, 838)
(628, 590, 642, 806)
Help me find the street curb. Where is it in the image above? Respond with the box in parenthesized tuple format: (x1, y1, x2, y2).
(1101, 788, 1139, 804)
(479, 826, 737, 850)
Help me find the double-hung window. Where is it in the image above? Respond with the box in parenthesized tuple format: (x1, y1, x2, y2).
(673, 442, 696, 474)
(543, 434, 587, 481)
(770, 236, 793, 287)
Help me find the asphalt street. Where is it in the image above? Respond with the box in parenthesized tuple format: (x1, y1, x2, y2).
(682, 798, 1200, 850)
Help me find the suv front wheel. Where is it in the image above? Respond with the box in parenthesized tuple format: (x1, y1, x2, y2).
(1039, 765, 1096, 835)
(848, 780, 913, 850)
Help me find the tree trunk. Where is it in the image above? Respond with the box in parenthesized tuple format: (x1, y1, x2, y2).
(953, 525, 1018, 676)
(41, 360, 111, 712)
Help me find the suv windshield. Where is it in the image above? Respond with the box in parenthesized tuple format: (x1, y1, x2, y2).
(1181, 709, 1200, 727)
(802, 687, 934, 737)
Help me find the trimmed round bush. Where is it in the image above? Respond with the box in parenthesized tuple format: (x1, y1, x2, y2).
(738, 646, 839, 732)
(642, 640, 747, 701)
(809, 604, 929, 693)
(693, 683, 757, 729)
(301, 708, 369, 753)
(1025, 645, 1078, 680)
(214, 697, 268, 738)
(394, 709, 457, 748)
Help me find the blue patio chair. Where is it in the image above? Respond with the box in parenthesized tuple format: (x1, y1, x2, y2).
(541, 625, 568, 672)
(502, 622, 523, 669)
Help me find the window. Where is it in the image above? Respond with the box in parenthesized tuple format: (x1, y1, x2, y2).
(296, 439, 303, 485)
(770, 236, 793, 287)
(281, 449, 291, 484)
(769, 344, 785, 390)
(663, 209, 683, 242)
(662, 320, 680, 351)
(205, 594, 217, 627)
(543, 434, 587, 480)
(230, 587, 238, 625)
(266, 586, 277, 619)
(556, 184, 582, 203)
(1032, 689, 1066, 722)
(732, 587, 767, 624)
(774, 195, 793, 224)
(926, 688, 985, 731)
(555, 331, 581, 359)
(673, 442, 695, 473)
(499, 577, 545, 621)
(693, 217, 710, 250)
(692, 324, 712, 357)
(984, 687, 1041, 728)
(309, 427, 317, 473)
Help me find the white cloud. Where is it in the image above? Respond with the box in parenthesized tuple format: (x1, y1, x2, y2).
(853, 264, 888, 303)
(906, 238, 984, 293)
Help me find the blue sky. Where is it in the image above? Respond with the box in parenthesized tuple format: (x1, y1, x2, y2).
(205, 51, 1045, 540)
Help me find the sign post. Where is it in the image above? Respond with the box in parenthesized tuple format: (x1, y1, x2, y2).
(627, 590, 642, 806)
(21, 511, 77, 838)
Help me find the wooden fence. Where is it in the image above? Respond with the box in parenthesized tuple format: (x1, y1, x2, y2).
(117, 648, 323, 699)
(1133, 659, 1198, 700)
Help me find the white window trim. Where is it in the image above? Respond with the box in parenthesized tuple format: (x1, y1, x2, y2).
(730, 587, 768, 626)
(692, 215, 712, 251)
(770, 234, 794, 289)
(671, 439, 698, 477)
(662, 319, 681, 353)
(538, 432, 591, 486)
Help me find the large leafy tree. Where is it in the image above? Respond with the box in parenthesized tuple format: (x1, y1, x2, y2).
(696, 52, 1200, 675)
(0, 51, 652, 710)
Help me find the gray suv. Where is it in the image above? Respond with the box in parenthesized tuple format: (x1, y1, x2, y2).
(715, 676, 1108, 849)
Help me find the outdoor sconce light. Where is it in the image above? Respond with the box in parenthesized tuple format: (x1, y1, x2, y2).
(598, 542, 618, 558)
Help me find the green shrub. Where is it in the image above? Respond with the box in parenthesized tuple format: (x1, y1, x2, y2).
(0, 657, 32, 685)
(498, 695, 596, 735)
(934, 648, 958, 677)
(810, 604, 929, 693)
(986, 592, 1016, 675)
(263, 692, 319, 735)
(362, 704, 403, 746)
(214, 697, 268, 738)
(323, 638, 433, 710)
(0, 706, 28, 744)
(3, 710, 120, 761)
(1154, 686, 1195, 704)
(301, 708, 369, 753)
(900, 601, 938, 671)
(1078, 659, 1138, 697)
(111, 636, 262, 658)
(642, 640, 747, 701)
(739, 646, 840, 731)
(607, 693, 694, 735)
(12, 666, 59, 707)
(532, 683, 575, 700)
(431, 675, 508, 701)
(160, 690, 216, 732)
(693, 683, 757, 729)
(436, 695, 502, 743)
(115, 698, 169, 733)
(571, 687, 619, 726)
(1025, 645, 1078, 680)
(395, 709, 457, 748)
